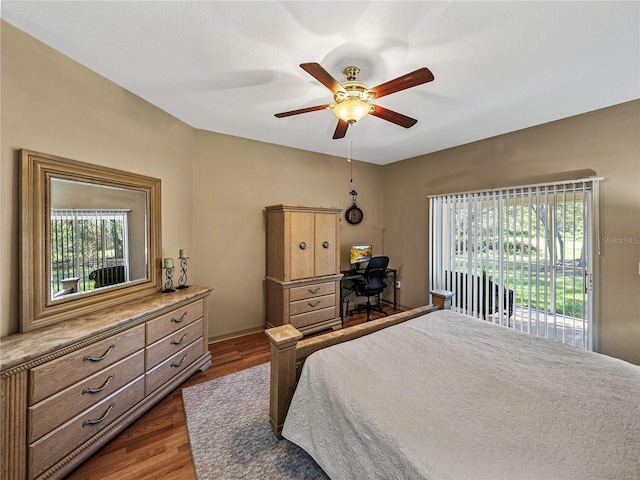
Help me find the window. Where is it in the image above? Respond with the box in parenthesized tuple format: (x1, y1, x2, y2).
(429, 178, 602, 349)
(50, 209, 131, 296)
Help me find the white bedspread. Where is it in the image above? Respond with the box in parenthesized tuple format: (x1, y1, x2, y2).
(282, 310, 640, 480)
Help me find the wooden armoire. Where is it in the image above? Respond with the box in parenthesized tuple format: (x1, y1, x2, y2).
(265, 205, 343, 335)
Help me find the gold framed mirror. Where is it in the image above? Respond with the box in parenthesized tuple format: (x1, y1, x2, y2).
(20, 149, 162, 332)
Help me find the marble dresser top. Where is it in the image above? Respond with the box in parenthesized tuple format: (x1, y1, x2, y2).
(1, 286, 212, 373)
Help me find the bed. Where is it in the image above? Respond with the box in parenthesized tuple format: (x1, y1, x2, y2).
(265, 294, 639, 480)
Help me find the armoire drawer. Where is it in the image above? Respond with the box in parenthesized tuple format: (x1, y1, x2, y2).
(289, 294, 335, 316)
(28, 350, 144, 444)
(29, 376, 145, 479)
(146, 299, 204, 345)
(145, 318, 203, 369)
(145, 339, 203, 394)
(289, 281, 335, 301)
(290, 307, 335, 329)
(29, 324, 145, 405)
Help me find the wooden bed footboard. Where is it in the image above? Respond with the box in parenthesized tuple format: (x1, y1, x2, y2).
(265, 290, 454, 437)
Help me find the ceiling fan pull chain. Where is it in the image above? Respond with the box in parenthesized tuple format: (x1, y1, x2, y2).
(350, 154, 353, 183)
(348, 127, 353, 182)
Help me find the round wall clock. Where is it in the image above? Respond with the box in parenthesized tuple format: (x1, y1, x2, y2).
(345, 190, 363, 225)
(345, 204, 363, 224)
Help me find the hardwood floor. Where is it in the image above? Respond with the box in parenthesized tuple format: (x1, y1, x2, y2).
(65, 303, 401, 480)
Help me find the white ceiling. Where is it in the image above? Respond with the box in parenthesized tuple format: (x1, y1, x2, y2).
(2, 1, 638, 165)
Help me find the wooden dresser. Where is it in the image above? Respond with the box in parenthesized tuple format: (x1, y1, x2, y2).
(265, 205, 343, 335)
(1, 286, 212, 480)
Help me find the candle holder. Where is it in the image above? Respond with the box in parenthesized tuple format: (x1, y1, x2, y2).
(177, 257, 189, 289)
(162, 266, 176, 293)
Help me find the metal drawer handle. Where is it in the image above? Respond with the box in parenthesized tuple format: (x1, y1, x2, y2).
(171, 353, 188, 368)
(171, 312, 188, 323)
(83, 345, 115, 363)
(82, 403, 115, 427)
(171, 333, 188, 346)
(308, 287, 321, 294)
(82, 375, 114, 395)
(323, 241, 329, 248)
(299, 242, 306, 250)
(308, 300, 320, 307)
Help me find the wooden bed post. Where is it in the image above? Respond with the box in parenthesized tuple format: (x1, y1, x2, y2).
(430, 290, 455, 310)
(264, 324, 303, 438)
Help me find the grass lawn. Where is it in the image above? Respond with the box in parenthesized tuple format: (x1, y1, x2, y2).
(455, 244, 587, 318)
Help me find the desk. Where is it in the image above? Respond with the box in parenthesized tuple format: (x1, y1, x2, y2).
(340, 268, 397, 320)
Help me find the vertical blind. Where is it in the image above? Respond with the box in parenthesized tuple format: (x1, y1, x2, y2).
(429, 178, 602, 350)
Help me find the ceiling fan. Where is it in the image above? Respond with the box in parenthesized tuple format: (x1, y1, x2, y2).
(275, 62, 434, 139)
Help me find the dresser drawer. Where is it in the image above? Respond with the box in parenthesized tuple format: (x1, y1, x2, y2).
(145, 339, 203, 394)
(27, 350, 144, 444)
(290, 307, 336, 329)
(29, 375, 145, 479)
(146, 318, 203, 369)
(146, 299, 204, 345)
(29, 324, 145, 405)
(289, 281, 335, 301)
(290, 294, 335, 316)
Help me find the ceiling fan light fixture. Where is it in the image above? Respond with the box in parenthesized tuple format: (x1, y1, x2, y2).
(333, 99, 371, 123)
(274, 62, 433, 139)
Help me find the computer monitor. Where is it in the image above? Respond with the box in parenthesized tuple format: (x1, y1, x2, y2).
(350, 245, 373, 268)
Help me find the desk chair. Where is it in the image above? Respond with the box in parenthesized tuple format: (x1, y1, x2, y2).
(349, 256, 390, 321)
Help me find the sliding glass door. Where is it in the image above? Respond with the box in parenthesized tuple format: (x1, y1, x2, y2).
(429, 179, 601, 350)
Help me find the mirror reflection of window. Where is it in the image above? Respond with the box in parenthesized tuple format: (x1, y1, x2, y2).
(49, 177, 149, 301)
(51, 209, 131, 296)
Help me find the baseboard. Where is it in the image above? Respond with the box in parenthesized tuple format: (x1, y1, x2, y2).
(208, 325, 265, 344)
(208, 301, 408, 345)
(380, 299, 410, 311)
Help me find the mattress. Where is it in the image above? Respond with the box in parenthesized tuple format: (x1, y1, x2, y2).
(282, 309, 640, 480)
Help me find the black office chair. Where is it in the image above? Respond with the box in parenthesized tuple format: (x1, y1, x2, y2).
(349, 256, 390, 321)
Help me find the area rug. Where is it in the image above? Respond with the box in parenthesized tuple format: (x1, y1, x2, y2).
(182, 363, 329, 480)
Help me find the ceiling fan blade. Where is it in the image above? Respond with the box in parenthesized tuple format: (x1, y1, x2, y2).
(300, 63, 346, 94)
(370, 105, 418, 128)
(369, 68, 434, 99)
(274, 104, 332, 118)
(333, 119, 349, 139)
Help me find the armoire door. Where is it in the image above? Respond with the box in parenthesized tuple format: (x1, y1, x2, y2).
(314, 213, 337, 277)
(289, 212, 315, 280)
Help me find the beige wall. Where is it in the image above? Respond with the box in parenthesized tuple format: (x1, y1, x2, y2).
(0, 21, 385, 340)
(191, 131, 384, 340)
(2, 22, 638, 364)
(1, 21, 195, 336)
(382, 100, 640, 364)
